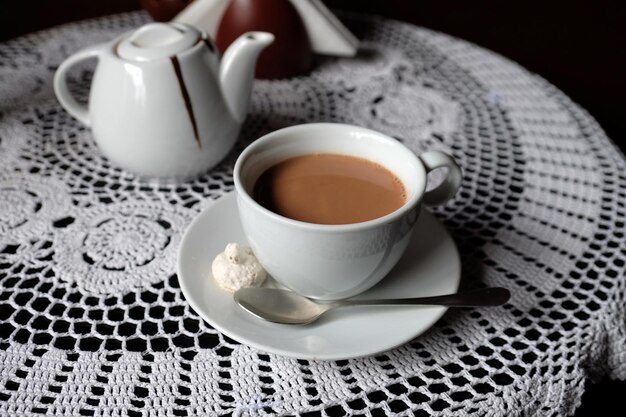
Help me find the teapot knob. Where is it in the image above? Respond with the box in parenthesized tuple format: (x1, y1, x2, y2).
(117, 22, 202, 62)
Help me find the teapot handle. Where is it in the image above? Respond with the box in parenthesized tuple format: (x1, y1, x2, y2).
(53, 45, 103, 127)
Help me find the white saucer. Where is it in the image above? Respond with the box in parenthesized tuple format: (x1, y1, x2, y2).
(177, 192, 461, 361)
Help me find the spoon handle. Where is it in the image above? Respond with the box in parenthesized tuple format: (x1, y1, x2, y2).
(340, 287, 510, 307)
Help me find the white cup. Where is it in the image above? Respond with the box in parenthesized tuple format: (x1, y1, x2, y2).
(234, 123, 462, 300)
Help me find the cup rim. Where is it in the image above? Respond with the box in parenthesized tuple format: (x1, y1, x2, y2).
(234, 123, 426, 232)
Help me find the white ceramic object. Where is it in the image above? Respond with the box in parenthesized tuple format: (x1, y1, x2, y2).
(289, 0, 358, 56)
(177, 192, 461, 360)
(54, 22, 273, 179)
(174, 0, 231, 36)
(173, 0, 358, 56)
(234, 123, 462, 300)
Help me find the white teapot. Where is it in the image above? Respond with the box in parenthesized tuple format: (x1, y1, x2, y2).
(54, 22, 273, 179)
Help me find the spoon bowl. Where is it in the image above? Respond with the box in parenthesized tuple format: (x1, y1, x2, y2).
(234, 287, 511, 325)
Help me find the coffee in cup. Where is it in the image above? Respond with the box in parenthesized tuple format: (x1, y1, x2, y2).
(252, 153, 407, 225)
(234, 123, 462, 300)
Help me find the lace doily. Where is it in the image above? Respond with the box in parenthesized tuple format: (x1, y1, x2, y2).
(1, 11, 625, 416)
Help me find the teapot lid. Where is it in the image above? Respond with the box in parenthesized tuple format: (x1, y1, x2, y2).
(117, 22, 202, 62)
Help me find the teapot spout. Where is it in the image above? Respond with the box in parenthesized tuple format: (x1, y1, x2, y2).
(219, 32, 274, 124)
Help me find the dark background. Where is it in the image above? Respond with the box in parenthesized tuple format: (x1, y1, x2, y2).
(0, 0, 623, 152)
(1, 1, 624, 415)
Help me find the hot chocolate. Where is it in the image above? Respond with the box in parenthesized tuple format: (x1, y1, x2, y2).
(253, 153, 406, 224)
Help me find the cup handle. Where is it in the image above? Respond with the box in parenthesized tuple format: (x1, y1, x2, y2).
(53, 45, 103, 127)
(419, 150, 463, 206)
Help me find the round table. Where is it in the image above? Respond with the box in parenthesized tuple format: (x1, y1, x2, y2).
(1, 11, 625, 416)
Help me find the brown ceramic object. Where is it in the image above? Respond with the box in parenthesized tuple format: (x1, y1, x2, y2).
(216, 0, 312, 79)
(140, 0, 194, 22)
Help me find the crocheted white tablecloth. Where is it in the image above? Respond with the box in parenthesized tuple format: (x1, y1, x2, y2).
(1, 11, 625, 417)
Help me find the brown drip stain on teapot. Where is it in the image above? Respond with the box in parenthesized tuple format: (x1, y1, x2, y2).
(203, 38, 215, 53)
(170, 55, 201, 149)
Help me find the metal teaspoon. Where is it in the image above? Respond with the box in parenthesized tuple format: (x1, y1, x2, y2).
(234, 287, 511, 325)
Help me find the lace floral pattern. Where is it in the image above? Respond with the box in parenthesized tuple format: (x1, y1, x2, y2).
(52, 201, 193, 294)
(0, 11, 625, 417)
